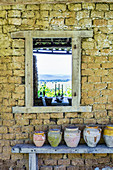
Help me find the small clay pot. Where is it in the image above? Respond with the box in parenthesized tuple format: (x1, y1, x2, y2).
(83, 125, 101, 147)
(103, 125, 113, 147)
(48, 129, 62, 147)
(64, 126, 81, 147)
(33, 131, 45, 147)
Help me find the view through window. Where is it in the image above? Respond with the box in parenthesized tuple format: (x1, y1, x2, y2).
(33, 38, 72, 106)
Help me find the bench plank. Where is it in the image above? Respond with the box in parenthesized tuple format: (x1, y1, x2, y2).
(12, 144, 113, 154)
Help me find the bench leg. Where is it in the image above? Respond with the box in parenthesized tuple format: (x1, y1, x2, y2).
(29, 153, 38, 170)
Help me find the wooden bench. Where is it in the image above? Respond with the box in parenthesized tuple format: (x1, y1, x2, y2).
(12, 144, 113, 170)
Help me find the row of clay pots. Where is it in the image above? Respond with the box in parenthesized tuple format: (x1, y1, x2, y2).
(33, 125, 113, 148)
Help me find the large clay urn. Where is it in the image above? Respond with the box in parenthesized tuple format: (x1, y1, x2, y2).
(48, 129, 62, 147)
(33, 131, 45, 147)
(64, 126, 81, 147)
(103, 125, 113, 147)
(83, 125, 101, 147)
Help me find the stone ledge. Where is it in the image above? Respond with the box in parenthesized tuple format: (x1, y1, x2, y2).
(12, 106, 92, 113)
(12, 144, 113, 154)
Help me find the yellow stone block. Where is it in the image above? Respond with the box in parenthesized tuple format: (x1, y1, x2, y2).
(1, 113, 13, 120)
(8, 18, 21, 25)
(82, 42, 94, 49)
(12, 4, 25, 10)
(3, 120, 15, 126)
(50, 113, 63, 119)
(57, 118, 69, 125)
(91, 11, 104, 18)
(3, 134, 15, 140)
(27, 4, 39, 10)
(40, 11, 48, 18)
(53, 4, 66, 11)
(40, 4, 52, 10)
(77, 10, 90, 20)
(0, 11, 6, 18)
(82, 3, 95, 10)
(30, 119, 43, 125)
(96, 4, 109, 11)
(105, 11, 113, 18)
(68, 4, 81, 11)
(8, 10, 21, 18)
(16, 133, 28, 140)
(0, 19, 7, 25)
(65, 18, 77, 25)
(22, 11, 35, 18)
(71, 118, 83, 124)
(79, 19, 92, 27)
(22, 18, 35, 26)
(0, 127, 7, 133)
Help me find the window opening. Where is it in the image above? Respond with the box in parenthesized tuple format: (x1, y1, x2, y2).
(33, 38, 72, 106)
(11, 30, 93, 113)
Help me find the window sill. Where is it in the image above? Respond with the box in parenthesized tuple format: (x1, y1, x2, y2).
(12, 105, 92, 113)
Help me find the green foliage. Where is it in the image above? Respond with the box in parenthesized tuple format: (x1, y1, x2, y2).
(38, 83, 72, 97)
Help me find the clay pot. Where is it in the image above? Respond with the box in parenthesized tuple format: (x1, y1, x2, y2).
(103, 125, 113, 147)
(64, 126, 81, 147)
(83, 125, 101, 147)
(48, 129, 62, 147)
(33, 131, 45, 147)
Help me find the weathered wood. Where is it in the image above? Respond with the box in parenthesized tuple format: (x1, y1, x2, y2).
(33, 55, 38, 106)
(72, 37, 81, 106)
(12, 144, 113, 154)
(12, 105, 92, 113)
(25, 34, 33, 107)
(29, 153, 37, 170)
(12, 30, 93, 113)
(11, 31, 93, 39)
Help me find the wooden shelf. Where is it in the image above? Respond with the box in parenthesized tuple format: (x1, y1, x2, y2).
(12, 144, 112, 170)
(12, 144, 113, 154)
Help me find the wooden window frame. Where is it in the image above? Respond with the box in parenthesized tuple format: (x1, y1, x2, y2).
(11, 31, 93, 113)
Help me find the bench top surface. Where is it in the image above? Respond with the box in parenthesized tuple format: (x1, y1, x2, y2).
(11, 144, 113, 154)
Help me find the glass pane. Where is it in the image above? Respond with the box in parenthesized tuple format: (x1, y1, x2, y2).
(33, 38, 72, 106)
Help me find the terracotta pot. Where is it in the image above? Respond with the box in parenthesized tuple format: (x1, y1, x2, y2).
(83, 125, 101, 147)
(48, 129, 62, 147)
(33, 131, 45, 147)
(64, 126, 81, 147)
(103, 125, 113, 147)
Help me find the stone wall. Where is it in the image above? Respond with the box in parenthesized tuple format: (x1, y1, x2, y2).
(0, 2, 113, 169)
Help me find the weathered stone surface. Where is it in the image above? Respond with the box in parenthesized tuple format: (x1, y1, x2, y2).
(8, 10, 21, 17)
(105, 11, 113, 18)
(65, 18, 77, 25)
(93, 19, 108, 26)
(0, 2, 113, 170)
(68, 4, 81, 11)
(82, 3, 95, 10)
(91, 11, 104, 18)
(96, 4, 109, 11)
(77, 10, 90, 20)
(8, 18, 21, 25)
(79, 19, 92, 27)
